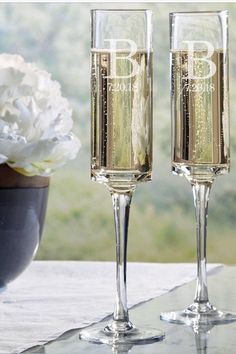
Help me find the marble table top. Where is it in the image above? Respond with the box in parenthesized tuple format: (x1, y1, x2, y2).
(22, 265, 236, 354)
(0, 261, 221, 354)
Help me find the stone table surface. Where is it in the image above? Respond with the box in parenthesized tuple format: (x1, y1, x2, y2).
(1, 262, 219, 354)
(20, 265, 236, 354)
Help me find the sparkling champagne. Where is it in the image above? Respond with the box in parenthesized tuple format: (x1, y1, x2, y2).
(171, 50, 229, 179)
(91, 50, 152, 186)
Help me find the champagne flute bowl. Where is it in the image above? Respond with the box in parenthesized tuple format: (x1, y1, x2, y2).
(79, 9, 164, 345)
(161, 10, 236, 327)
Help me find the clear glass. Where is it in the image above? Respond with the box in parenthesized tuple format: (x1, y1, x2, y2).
(161, 11, 236, 326)
(80, 9, 164, 345)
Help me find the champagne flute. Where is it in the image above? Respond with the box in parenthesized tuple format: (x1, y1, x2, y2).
(161, 11, 236, 326)
(79, 9, 164, 344)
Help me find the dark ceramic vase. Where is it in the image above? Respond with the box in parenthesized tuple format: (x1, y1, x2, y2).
(0, 164, 49, 288)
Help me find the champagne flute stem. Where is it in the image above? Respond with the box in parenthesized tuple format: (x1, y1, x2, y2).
(109, 190, 134, 332)
(191, 181, 213, 304)
(194, 329, 209, 354)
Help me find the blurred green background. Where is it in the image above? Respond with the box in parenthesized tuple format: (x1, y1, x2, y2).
(1, 2, 236, 264)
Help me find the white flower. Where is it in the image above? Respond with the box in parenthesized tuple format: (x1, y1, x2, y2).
(0, 54, 81, 176)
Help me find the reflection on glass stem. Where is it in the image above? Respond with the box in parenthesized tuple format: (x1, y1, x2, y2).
(192, 322, 215, 354)
(111, 343, 133, 354)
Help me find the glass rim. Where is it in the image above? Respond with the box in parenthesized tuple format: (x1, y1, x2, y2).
(91, 9, 152, 13)
(170, 10, 228, 16)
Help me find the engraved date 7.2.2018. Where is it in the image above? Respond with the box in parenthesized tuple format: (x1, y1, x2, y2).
(107, 82, 138, 92)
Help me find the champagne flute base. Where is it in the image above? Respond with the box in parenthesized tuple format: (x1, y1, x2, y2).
(79, 322, 165, 345)
(160, 302, 236, 326)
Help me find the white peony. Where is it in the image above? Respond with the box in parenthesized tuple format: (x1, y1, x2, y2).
(0, 54, 81, 176)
